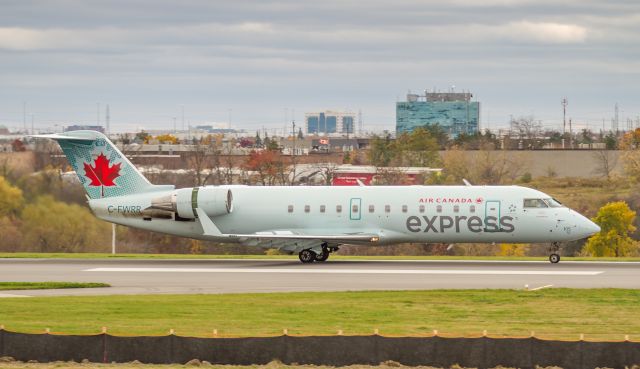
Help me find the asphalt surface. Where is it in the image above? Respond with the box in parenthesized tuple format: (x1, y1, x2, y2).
(0, 258, 639, 297)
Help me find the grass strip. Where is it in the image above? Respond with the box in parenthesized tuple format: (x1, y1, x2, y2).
(1, 252, 640, 262)
(0, 288, 638, 341)
(0, 282, 110, 291)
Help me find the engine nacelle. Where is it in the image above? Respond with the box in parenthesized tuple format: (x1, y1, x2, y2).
(149, 187, 233, 220)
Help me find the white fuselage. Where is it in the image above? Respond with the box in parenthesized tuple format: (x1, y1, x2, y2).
(90, 185, 599, 247)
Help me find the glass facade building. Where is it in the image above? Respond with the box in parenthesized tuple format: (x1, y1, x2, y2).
(305, 111, 356, 135)
(342, 116, 354, 134)
(396, 92, 479, 137)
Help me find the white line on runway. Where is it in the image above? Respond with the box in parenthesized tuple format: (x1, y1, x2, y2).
(0, 293, 30, 298)
(529, 284, 554, 291)
(85, 267, 603, 276)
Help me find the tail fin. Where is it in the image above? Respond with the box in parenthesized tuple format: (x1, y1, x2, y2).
(34, 130, 162, 199)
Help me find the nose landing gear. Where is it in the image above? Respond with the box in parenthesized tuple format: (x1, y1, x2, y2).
(548, 242, 561, 264)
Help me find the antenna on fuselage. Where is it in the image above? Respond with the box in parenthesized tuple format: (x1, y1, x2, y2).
(356, 179, 366, 186)
(462, 179, 472, 186)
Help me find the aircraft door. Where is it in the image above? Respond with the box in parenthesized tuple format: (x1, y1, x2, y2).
(350, 198, 362, 220)
(484, 200, 501, 232)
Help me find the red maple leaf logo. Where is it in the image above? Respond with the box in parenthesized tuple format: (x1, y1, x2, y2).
(84, 153, 121, 196)
(475, 197, 483, 204)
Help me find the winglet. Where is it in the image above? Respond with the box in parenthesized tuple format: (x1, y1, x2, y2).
(195, 208, 224, 237)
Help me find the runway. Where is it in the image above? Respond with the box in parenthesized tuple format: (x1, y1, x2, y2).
(0, 258, 638, 296)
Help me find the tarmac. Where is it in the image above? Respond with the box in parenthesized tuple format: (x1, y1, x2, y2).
(0, 258, 638, 297)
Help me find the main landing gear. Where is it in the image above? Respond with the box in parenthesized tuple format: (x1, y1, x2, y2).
(298, 243, 337, 263)
(548, 242, 561, 264)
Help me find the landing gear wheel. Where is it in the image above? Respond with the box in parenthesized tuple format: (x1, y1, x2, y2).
(298, 249, 316, 263)
(315, 250, 330, 262)
(549, 253, 560, 264)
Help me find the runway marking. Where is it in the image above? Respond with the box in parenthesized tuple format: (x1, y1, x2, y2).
(85, 267, 603, 276)
(0, 293, 30, 298)
(529, 284, 554, 291)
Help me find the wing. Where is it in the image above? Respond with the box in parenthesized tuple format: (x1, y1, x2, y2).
(195, 208, 380, 250)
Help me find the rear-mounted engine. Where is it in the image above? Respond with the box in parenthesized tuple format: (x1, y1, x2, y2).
(144, 187, 233, 221)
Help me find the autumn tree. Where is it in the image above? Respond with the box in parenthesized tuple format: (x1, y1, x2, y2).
(21, 196, 111, 252)
(497, 243, 529, 256)
(393, 127, 440, 167)
(367, 134, 394, 167)
(0, 176, 23, 217)
(155, 134, 179, 144)
(584, 201, 638, 257)
(244, 150, 279, 185)
(592, 150, 618, 180)
(510, 115, 542, 141)
(135, 130, 151, 144)
(441, 146, 527, 185)
(368, 128, 440, 168)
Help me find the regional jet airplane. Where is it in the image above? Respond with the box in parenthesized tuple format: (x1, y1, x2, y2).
(36, 131, 600, 263)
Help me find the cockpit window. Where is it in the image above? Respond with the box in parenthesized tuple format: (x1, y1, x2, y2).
(545, 198, 564, 208)
(523, 199, 548, 208)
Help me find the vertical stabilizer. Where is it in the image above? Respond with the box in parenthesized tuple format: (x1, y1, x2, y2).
(34, 130, 158, 199)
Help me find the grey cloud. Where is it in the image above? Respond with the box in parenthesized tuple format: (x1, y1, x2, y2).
(0, 0, 638, 132)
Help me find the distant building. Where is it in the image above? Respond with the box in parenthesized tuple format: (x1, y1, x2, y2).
(305, 111, 355, 136)
(0, 125, 9, 135)
(332, 165, 441, 186)
(65, 125, 105, 133)
(195, 125, 237, 134)
(396, 89, 479, 137)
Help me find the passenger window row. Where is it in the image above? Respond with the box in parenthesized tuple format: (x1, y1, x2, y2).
(287, 204, 477, 214)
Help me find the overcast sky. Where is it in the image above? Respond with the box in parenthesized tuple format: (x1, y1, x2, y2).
(1, 0, 639, 134)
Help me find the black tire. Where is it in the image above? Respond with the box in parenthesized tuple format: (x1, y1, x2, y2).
(315, 250, 330, 262)
(549, 253, 560, 264)
(298, 249, 316, 263)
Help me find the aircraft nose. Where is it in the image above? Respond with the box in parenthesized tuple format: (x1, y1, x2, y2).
(579, 215, 600, 237)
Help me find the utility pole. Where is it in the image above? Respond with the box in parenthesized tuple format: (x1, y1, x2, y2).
(569, 118, 573, 148)
(22, 102, 26, 134)
(181, 105, 185, 132)
(292, 119, 296, 156)
(111, 223, 116, 255)
(614, 103, 619, 133)
(97, 103, 100, 126)
(106, 104, 110, 136)
(561, 97, 568, 134)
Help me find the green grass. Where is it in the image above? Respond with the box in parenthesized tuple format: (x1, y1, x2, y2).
(1, 252, 640, 262)
(0, 289, 638, 341)
(0, 282, 110, 291)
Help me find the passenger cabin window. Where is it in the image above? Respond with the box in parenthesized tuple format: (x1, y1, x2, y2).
(336, 205, 342, 213)
(385, 205, 391, 213)
(419, 205, 425, 213)
(304, 205, 310, 213)
(436, 205, 442, 213)
(470, 205, 476, 213)
(524, 199, 548, 208)
(288, 205, 294, 213)
(369, 205, 375, 213)
(352, 204, 359, 213)
(453, 205, 459, 213)
(320, 205, 326, 213)
(402, 205, 408, 213)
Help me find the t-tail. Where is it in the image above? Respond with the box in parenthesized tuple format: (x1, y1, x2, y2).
(34, 130, 171, 199)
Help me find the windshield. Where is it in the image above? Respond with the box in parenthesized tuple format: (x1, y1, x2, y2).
(545, 198, 564, 208)
(523, 198, 548, 208)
